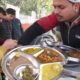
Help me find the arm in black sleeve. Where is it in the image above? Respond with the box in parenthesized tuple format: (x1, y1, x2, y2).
(18, 21, 45, 45)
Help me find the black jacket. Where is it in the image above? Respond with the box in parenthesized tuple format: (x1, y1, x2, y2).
(59, 22, 80, 48)
(18, 22, 45, 45)
(0, 20, 12, 39)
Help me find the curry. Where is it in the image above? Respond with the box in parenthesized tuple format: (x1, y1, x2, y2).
(22, 66, 35, 80)
(23, 48, 41, 55)
(67, 51, 80, 58)
(36, 48, 63, 63)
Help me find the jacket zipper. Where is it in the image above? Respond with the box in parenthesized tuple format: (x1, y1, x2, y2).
(68, 24, 74, 44)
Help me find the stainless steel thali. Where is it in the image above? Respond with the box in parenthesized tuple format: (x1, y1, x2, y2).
(1, 45, 40, 80)
(1, 45, 80, 80)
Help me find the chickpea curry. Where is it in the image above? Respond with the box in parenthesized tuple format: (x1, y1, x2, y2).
(36, 48, 63, 63)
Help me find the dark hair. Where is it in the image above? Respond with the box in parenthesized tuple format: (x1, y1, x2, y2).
(6, 8, 16, 15)
(0, 7, 6, 15)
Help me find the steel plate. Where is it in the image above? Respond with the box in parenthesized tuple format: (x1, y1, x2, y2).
(1, 45, 40, 80)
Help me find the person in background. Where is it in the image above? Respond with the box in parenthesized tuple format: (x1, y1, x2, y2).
(0, 7, 14, 44)
(0, 7, 5, 21)
(0, 7, 17, 56)
(6, 8, 23, 40)
(0, 7, 8, 45)
(18, 12, 58, 45)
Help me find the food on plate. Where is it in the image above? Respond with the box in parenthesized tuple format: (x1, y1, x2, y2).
(22, 66, 35, 80)
(36, 48, 63, 63)
(67, 51, 80, 58)
(9, 52, 32, 73)
(39, 63, 63, 80)
(23, 48, 41, 55)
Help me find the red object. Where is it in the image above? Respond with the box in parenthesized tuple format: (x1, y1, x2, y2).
(38, 12, 58, 31)
(22, 23, 31, 31)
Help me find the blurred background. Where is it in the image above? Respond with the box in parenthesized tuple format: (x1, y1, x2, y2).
(0, 0, 53, 31)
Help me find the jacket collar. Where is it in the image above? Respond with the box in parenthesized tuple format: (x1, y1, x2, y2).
(65, 16, 80, 27)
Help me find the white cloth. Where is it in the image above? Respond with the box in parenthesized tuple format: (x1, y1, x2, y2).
(58, 77, 76, 80)
(69, 0, 80, 3)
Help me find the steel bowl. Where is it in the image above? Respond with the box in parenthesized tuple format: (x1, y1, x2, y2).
(33, 48, 66, 65)
(13, 64, 39, 80)
(20, 45, 66, 65)
(58, 45, 80, 67)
